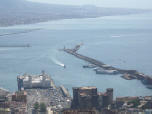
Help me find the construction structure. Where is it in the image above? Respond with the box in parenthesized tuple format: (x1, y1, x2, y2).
(17, 71, 55, 91)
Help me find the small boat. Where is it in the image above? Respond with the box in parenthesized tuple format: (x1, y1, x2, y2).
(83, 64, 96, 68)
(96, 69, 119, 75)
(63, 65, 66, 68)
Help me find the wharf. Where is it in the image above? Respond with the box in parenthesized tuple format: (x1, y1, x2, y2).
(0, 44, 31, 48)
(63, 46, 152, 87)
(64, 49, 136, 74)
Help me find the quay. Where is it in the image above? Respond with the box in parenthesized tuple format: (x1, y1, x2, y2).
(0, 28, 41, 37)
(63, 44, 152, 88)
(0, 44, 31, 48)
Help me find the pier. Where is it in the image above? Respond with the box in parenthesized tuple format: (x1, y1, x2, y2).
(63, 44, 152, 88)
(0, 28, 41, 37)
(0, 44, 31, 48)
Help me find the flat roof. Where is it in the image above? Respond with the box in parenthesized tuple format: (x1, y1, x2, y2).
(73, 86, 97, 90)
(80, 86, 97, 89)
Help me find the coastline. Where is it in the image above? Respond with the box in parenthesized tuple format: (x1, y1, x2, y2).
(0, 11, 152, 97)
(0, 11, 150, 28)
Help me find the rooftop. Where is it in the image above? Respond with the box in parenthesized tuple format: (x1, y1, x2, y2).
(18, 74, 51, 83)
(79, 86, 97, 90)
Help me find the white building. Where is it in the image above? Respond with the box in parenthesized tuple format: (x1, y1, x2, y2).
(17, 72, 55, 90)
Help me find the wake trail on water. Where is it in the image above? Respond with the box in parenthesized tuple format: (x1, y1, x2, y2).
(51, 57, 65, 67)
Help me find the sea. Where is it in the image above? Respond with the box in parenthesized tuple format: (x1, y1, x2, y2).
(0, 12, 152, 98)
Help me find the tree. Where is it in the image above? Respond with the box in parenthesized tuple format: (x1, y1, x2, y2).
(40, 103, 46, 112)
(34, 102, 39, 111)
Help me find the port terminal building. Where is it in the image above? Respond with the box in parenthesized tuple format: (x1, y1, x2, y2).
(17, 72, 55, 91)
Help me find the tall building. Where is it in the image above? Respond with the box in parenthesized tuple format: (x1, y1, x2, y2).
(102, 88, 113, 107)
(71, 87, 113, 109)
(12, 91, 27, 103)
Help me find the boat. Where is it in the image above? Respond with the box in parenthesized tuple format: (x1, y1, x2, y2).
(83, 64, 96, 68)
(95, 69, 119, 75)
(63, 65, 66, 68)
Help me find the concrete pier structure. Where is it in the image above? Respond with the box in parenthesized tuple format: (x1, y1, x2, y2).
(63, 45, 152, 88)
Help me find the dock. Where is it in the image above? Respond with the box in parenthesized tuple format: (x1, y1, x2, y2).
(63, 44, 152, 88)
(0, 44, 31, 48)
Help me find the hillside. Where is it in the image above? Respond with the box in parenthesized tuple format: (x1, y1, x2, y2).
(0, 0, 149, 27)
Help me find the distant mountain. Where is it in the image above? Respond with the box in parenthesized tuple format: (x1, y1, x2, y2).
(0, 0, 24, 9)
(0, 0, 150, 27)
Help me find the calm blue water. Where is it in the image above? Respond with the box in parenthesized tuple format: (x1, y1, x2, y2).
(0, 12, 152, 97)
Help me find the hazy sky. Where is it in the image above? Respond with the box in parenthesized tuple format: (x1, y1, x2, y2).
(27, 0, 152, 9)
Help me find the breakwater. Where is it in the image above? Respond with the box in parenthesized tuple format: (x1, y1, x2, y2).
(0, 44, 31, 48)
(63, 47, 152, 89)
(0, 28, 41, 37)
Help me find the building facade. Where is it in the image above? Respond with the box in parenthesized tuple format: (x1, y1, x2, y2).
(17, 72, 55, 91)
(71, 87, 113, 109)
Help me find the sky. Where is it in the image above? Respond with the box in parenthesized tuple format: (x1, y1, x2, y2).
(27, 0, 152, 9)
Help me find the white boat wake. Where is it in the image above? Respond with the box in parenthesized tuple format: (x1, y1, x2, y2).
(52, 58, 65, 68)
